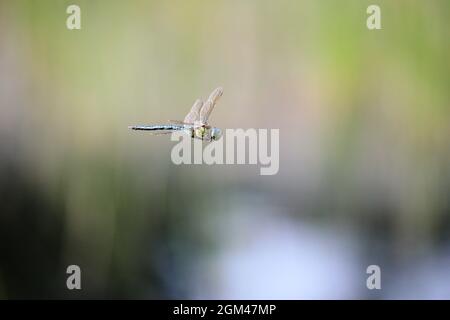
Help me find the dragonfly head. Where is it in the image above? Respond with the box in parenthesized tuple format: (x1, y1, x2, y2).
(210, 127, 222, 141)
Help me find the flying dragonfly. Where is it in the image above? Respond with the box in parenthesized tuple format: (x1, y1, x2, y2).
(129, 87, 223, 142)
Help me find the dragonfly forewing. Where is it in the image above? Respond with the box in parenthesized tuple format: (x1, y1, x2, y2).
(184, 99, 203, 124)
(199, 87, 223, 124)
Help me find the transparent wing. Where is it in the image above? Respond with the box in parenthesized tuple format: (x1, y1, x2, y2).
(168, 120, 195, 125)
(147, 131, 177, 136)
(183, 99, 203, 124)
(199, 87, 223, 124)
(168, 120, 187, 125)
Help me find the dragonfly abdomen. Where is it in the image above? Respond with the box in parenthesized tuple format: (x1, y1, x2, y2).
(128, 125, 185, 131)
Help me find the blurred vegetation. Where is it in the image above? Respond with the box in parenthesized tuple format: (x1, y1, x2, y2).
(0, 0, 449, 298)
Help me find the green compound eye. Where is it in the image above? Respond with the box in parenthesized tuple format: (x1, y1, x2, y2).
(211, 128, 222, 140)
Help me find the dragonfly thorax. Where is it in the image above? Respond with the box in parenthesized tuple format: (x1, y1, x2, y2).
(191, 126, 221, 141)
(193, 126, 208, 140)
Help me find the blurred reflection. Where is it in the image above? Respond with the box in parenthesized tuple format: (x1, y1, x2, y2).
(190, 200, 361, 299)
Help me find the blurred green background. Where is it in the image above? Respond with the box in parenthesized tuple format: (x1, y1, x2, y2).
(0, 0, 449, 299)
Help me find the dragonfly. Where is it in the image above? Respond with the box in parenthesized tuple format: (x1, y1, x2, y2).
(129, 87, 223, 142)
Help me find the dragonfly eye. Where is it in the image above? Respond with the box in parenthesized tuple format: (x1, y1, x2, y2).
(211, 128, 222, 140)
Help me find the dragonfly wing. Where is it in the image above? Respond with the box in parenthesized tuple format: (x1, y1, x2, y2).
(168, 120, 191, 126)
(199, 87, 223, 124)
(149, 131, 178, 136)
(183, 99, 203, 124)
